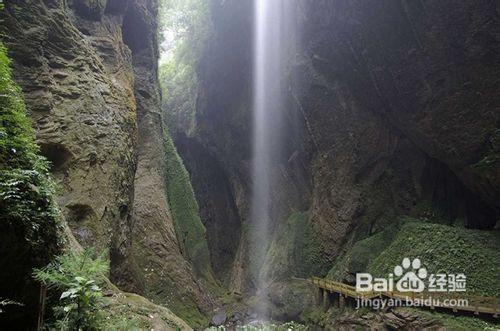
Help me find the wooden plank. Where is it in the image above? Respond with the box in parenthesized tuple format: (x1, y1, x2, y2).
(309, 278, 499, 316)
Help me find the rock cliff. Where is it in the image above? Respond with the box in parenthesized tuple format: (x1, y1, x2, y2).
(1, 0, 499, 328)
(1, 0, 212, 326)
(171, 0, 500, 295)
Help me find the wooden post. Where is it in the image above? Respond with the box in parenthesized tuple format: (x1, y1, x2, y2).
(323, 290, 330, 310)
(317, 287, 324, 306)
(339, 293, 345, 309)
(37, 284, 47, 331)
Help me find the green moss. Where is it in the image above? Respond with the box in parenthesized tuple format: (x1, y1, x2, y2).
(327, 223, 400, 281)
(164, 131, 214, 281)
(261, 212, 330, 281)
(368, 218, 500, 296)
(103, 292, 191, 330)
(471, 129, 500, 178)
(407, 308, 500, 330)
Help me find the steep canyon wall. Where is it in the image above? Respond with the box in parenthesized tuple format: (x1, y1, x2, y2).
(1, 0, 212, 326)
(172, 0, 500, 293)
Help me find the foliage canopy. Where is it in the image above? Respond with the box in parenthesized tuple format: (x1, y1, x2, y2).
(158, 0, 211, 134)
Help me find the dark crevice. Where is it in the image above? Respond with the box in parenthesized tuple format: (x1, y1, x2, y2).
(66, 204, 97, 246)
(175, 133, 242, 284)
(67, 203, 94, 223)
(69, 0, 105, 21)
(105, 0, 128, 15)
(421, 157, 498, 229)
(122, 6, 149, 54)
(39, 142, 72, 173)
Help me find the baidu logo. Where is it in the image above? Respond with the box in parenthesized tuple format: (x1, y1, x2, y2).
(394, 258, 427, 292)
(356, 258, 466, 293)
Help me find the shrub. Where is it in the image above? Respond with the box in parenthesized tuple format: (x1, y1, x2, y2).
(33, 249, 108, 330)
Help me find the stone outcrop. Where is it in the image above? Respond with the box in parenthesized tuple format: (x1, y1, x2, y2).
(299, 0, 500, 262)
(1, 0, 212, 326)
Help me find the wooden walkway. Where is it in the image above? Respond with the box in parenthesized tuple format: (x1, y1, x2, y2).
(310, 277, 499, 317)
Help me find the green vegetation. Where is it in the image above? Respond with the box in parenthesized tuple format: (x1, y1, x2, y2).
(34, 249, 145, 330)
(33, 249, 108, 330)
(164, 131, 215, 282)
(327, 217, 499, 296)
(261, 212, 330, 281)
(158, 0, 211, 134)
(0, 42, 61, 251)
(409, 308, 500, 330)
(0, 42, 61, 324)
(368, 218, 500, 296)
(327, 223, 401, 281)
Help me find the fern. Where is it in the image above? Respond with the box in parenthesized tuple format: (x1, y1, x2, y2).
(33, 249, 109, 330)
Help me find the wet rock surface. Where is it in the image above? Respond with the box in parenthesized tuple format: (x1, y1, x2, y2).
(211, 310, 227, 326)
(266, 279, 317, 322)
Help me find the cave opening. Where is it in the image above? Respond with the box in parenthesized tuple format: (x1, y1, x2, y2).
(122, 6, 150, 54)
(39, 142, 72, 173)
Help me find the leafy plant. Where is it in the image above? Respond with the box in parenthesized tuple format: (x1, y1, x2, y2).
(0, 42, 61, 249)
(33, 249, 108, 330)
(0, 41, 61, 326)
(158, 0, 211, 134)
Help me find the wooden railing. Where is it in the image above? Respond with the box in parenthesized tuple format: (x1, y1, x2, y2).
(310, 277, 499, 317)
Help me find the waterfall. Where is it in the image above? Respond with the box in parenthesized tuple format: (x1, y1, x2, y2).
(250, 0, 294, 317)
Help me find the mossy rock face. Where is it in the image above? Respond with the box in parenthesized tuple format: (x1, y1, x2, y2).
(327, 217, 500, 296)
(266, 279, 317, 323)
(3, 1, 214, 327)
(327, 223, 401, 283)
(368, 218, 500, 296)
(103, 292, 192, 331)
(164, 131, 215, 285)
(261, 212, 330, 282)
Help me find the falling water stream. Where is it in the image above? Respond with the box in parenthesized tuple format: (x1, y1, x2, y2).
(250, 0, 293, 319)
